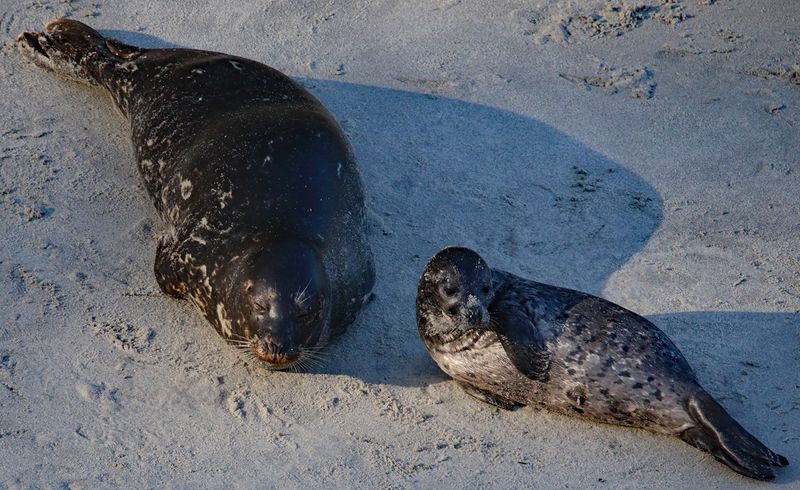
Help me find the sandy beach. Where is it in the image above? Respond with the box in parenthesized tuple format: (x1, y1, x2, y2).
(1, 0, 798, 487)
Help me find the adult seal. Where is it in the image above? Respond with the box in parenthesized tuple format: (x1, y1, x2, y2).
(416, 247, 788, 480)
(17, 19, 375, 370)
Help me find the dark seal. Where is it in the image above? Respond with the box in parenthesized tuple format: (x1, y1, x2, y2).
(417, 247, 788, 480)
(18, 19, 375, 370)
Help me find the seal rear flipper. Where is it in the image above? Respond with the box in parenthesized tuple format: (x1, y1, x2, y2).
(490, 299, 551, 382)
(457, 382, 525, 411)
(16, 19, 143, 87)
(681, 391, 788, 480)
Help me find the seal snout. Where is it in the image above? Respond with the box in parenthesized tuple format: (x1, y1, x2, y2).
(252, 336, 300, 367)
(465, 301, 491, 328)
(16, 31, 50, 58)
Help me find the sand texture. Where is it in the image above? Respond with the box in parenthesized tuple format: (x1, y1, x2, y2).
(1, 0, 798, 487)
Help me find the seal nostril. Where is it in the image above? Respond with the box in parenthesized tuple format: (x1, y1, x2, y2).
(482, 306, 490, 323)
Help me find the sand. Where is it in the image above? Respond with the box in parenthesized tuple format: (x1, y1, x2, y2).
(1, 0, 798, 487)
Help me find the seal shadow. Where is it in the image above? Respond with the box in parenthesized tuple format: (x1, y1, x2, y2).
(648, 310, 799, 481)
(89, 35, 663, 389)
(99, 30, 183, 49)
(304, 78, 800, 472)
(44, 29, 794, 479)
(300, 79, 664, 387)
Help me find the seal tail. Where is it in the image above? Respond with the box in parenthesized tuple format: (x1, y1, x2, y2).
(16, 19, 142, 88)
(681, 390, 788, 480)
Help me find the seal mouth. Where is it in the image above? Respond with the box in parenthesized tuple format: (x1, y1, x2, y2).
(253, 347, 328, 372)
(253, 348, 300, 368)
(227, 334, 326, 372)
(16, 31, 50, 59)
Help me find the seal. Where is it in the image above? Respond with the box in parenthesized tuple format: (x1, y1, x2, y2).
(17, 19, 375, 370)
(417, 247, 788, 480)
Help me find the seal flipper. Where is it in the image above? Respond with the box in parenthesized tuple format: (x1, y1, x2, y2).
(105, 39, 143, 60)
(489, 294, 551, 381)
(457, 382, 525, 411)
(154, 231, 187, 299)
(681, 390, 788, 480)
(16, 19, 142, 87)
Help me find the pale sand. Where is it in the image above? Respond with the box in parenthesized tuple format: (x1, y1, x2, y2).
(0, 0, 798, 487)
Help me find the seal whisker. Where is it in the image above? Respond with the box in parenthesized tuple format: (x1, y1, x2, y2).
(294, 278, 314, 306)
(304, 351, 330, 363)
(307, 357, 326, 370)
(297, 353, 319, 369)
(299, 348, 330, 363)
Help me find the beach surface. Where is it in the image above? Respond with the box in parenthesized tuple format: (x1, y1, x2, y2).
(1, 0, 798, 487)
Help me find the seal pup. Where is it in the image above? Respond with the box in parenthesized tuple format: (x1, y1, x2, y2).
(417, 247, 788, 480)
(17, 19, 375, 370)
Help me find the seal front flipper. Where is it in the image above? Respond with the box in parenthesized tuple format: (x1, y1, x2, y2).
(154, 231, 186, 299)
(457, 382, 525, 411)
(489, 287, 551, 382)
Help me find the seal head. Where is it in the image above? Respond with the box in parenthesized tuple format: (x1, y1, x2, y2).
(224, 241, 330, 369)
(416, 247, 493, 343)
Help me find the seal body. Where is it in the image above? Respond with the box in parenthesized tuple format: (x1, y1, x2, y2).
(417, 247, 787, 480)
(18, 19, 375, 369)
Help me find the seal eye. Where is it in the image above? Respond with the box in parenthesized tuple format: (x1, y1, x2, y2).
(253, 300, 270, 316)
(296, 296, 324, 324)
(482, 285, 491, 295)
(296, 308, 320, 324)
(439, 283, 460, 299)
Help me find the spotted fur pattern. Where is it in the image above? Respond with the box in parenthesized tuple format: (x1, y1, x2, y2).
(418, 251, 787, 479)
(18, 19, 375, 358)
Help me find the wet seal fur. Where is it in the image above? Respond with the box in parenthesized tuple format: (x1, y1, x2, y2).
(417, 247, 788, 480)
(17, 19, 375, 370)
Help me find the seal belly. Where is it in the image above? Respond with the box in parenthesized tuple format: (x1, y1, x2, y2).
(431, 332, 695, 435)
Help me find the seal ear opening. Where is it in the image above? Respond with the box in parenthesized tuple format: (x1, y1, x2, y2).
(106, 39, 143, 60)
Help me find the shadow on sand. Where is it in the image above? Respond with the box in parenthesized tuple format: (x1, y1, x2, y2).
(103, 28, 667, 387)
(102, 32, 797, 406)
(79, 28, 796, 481)
(305, 78, 665, 386)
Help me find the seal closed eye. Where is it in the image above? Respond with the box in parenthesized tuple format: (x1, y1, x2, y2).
(17, 19, 375, 370)
(416, 247, 788, 481)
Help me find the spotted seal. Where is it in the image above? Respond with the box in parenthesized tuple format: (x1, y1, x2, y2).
(416, 247, 787, 480)
(17, 19, 375, 369)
